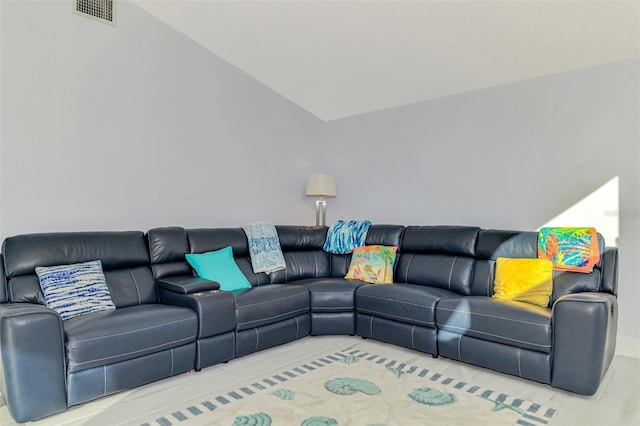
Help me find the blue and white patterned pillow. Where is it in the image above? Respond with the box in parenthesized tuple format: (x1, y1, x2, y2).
(36, 260, 115, 320)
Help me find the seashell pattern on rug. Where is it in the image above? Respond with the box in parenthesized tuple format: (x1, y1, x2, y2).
(340, 354, 360, 365)
(233, 412, 272, 426)
(407, 387, 458, 406)
(324, 377, 381, 396)
(301, 416, 339, 426)
(272, 389, 295, 400)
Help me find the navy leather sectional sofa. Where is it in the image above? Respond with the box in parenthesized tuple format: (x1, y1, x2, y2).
(0, 225, 618, 422)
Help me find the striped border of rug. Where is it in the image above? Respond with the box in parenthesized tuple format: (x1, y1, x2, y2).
(141, 348, 557, 426)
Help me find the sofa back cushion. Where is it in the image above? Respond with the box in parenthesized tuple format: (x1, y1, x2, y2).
(186, 246, 252, 291)
(269, 226, 330, 283)
(395, 226, 480, 295)
(187, 228, 269, 286)
(330, 224, 405, 278)
(0, 254, 6, 303)
(473, 229, 608, 304)
(472, 230, 538, 297)
(148, 227, 270, 286)
(2, 231, 157, 308)
(147, 226, 191, 279)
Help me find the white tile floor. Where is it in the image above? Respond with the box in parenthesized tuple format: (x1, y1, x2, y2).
(1, 336, 639, 426)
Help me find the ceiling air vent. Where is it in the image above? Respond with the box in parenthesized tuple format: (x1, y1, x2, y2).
(74, 0, 116, 26)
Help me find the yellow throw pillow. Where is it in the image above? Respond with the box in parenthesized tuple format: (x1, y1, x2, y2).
(493, 257, 553, 307)
(345, 245, 397, 284)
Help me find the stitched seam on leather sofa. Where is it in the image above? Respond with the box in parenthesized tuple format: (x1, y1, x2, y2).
(356, 308, 434, 327)
(237, 293, 306, 308)
(196, 299, 204, 336)
(357, 294, 433, 309)
(312, 251, 318, 277)
(4, 309, 59, 319)
(438, 324, 551, 349)
(411, 325, 415, 349)
(102, 366, 107, 396)
(313, 306, 353, 312)
(69, 336, 194, 367)
(403, 253, 416, 283)
(369, 315, 374, 336)
(517, 348, 522, 377)
(254, 328, 259, 352)
(127, 268, 141, 305)
(486, 262, 494, 295)
(69, 317, 196, 342)
(237, 308, 308, 327)
(448, 257, 457, 292)
(437, 307, 551, 327)
(554, 298, 612, 305)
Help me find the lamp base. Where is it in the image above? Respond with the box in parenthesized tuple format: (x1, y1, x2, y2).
(315, 199, 327, 226)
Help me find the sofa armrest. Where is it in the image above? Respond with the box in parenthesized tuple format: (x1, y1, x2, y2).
(158, 288, 235, 340)
(551, 292, 617, 395)
(157, 276, 220, 294)
(158, 288, 236, 370)
(0, 303, 67, 422)
(601, 247, 618, 295)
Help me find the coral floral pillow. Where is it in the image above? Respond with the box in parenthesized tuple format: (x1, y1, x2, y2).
(492, 257, 553, 307)
(345, 245, 398, 284)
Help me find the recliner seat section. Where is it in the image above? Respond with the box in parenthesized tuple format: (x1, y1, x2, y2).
(0, 232, 198, 422)
(356, 226, 480, 355)
(356, 283, 459, 354)
(434, 230, 554, 385)
(147, 226, 313, 360)
(0, 224, 620, 423)
(233, 285, 310, 356)
(436, 297, 553, 354)
(436, 297, 554, 385)
(185, 227, 313, 355)
(64, 305, 197, 406)
(435, 229, 617, 394)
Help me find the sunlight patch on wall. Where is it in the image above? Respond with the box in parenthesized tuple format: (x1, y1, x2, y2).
(540, 177, 619, 247)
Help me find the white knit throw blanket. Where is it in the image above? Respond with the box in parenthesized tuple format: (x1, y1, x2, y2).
(242, 222, 286, 275)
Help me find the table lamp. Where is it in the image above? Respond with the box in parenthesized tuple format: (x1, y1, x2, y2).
(306, 174, 336, 226)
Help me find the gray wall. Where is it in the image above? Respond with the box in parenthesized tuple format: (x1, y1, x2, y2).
(324, 59, 640, 356)
(1, 2, 638, 355)
(0, 1, 322, 236)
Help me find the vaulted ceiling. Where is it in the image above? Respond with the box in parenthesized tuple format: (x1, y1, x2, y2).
(134, 1, 639, 121)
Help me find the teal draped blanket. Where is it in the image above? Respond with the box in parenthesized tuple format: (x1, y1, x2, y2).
(323, 220, 372, 254)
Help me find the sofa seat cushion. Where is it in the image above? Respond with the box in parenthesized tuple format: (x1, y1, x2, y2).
(64, 305, 198, 373)
(355, 284, 457, 328)
(298, 278, 364, 313)
(233, 284, 309, 331)
(436, 296, 552, 353)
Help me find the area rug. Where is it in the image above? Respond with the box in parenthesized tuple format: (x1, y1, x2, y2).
(141, 348, 558, 426)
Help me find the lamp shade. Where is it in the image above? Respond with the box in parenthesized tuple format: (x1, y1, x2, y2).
(306, 174, 336, 198)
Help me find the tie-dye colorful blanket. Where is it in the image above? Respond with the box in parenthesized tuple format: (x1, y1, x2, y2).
(537, 227, 600, 273)
(323, 220, 372, 254)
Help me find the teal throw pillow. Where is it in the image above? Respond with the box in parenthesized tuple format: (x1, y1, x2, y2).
(36, 260, 116, 320)
(185, 246, 251, 291)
